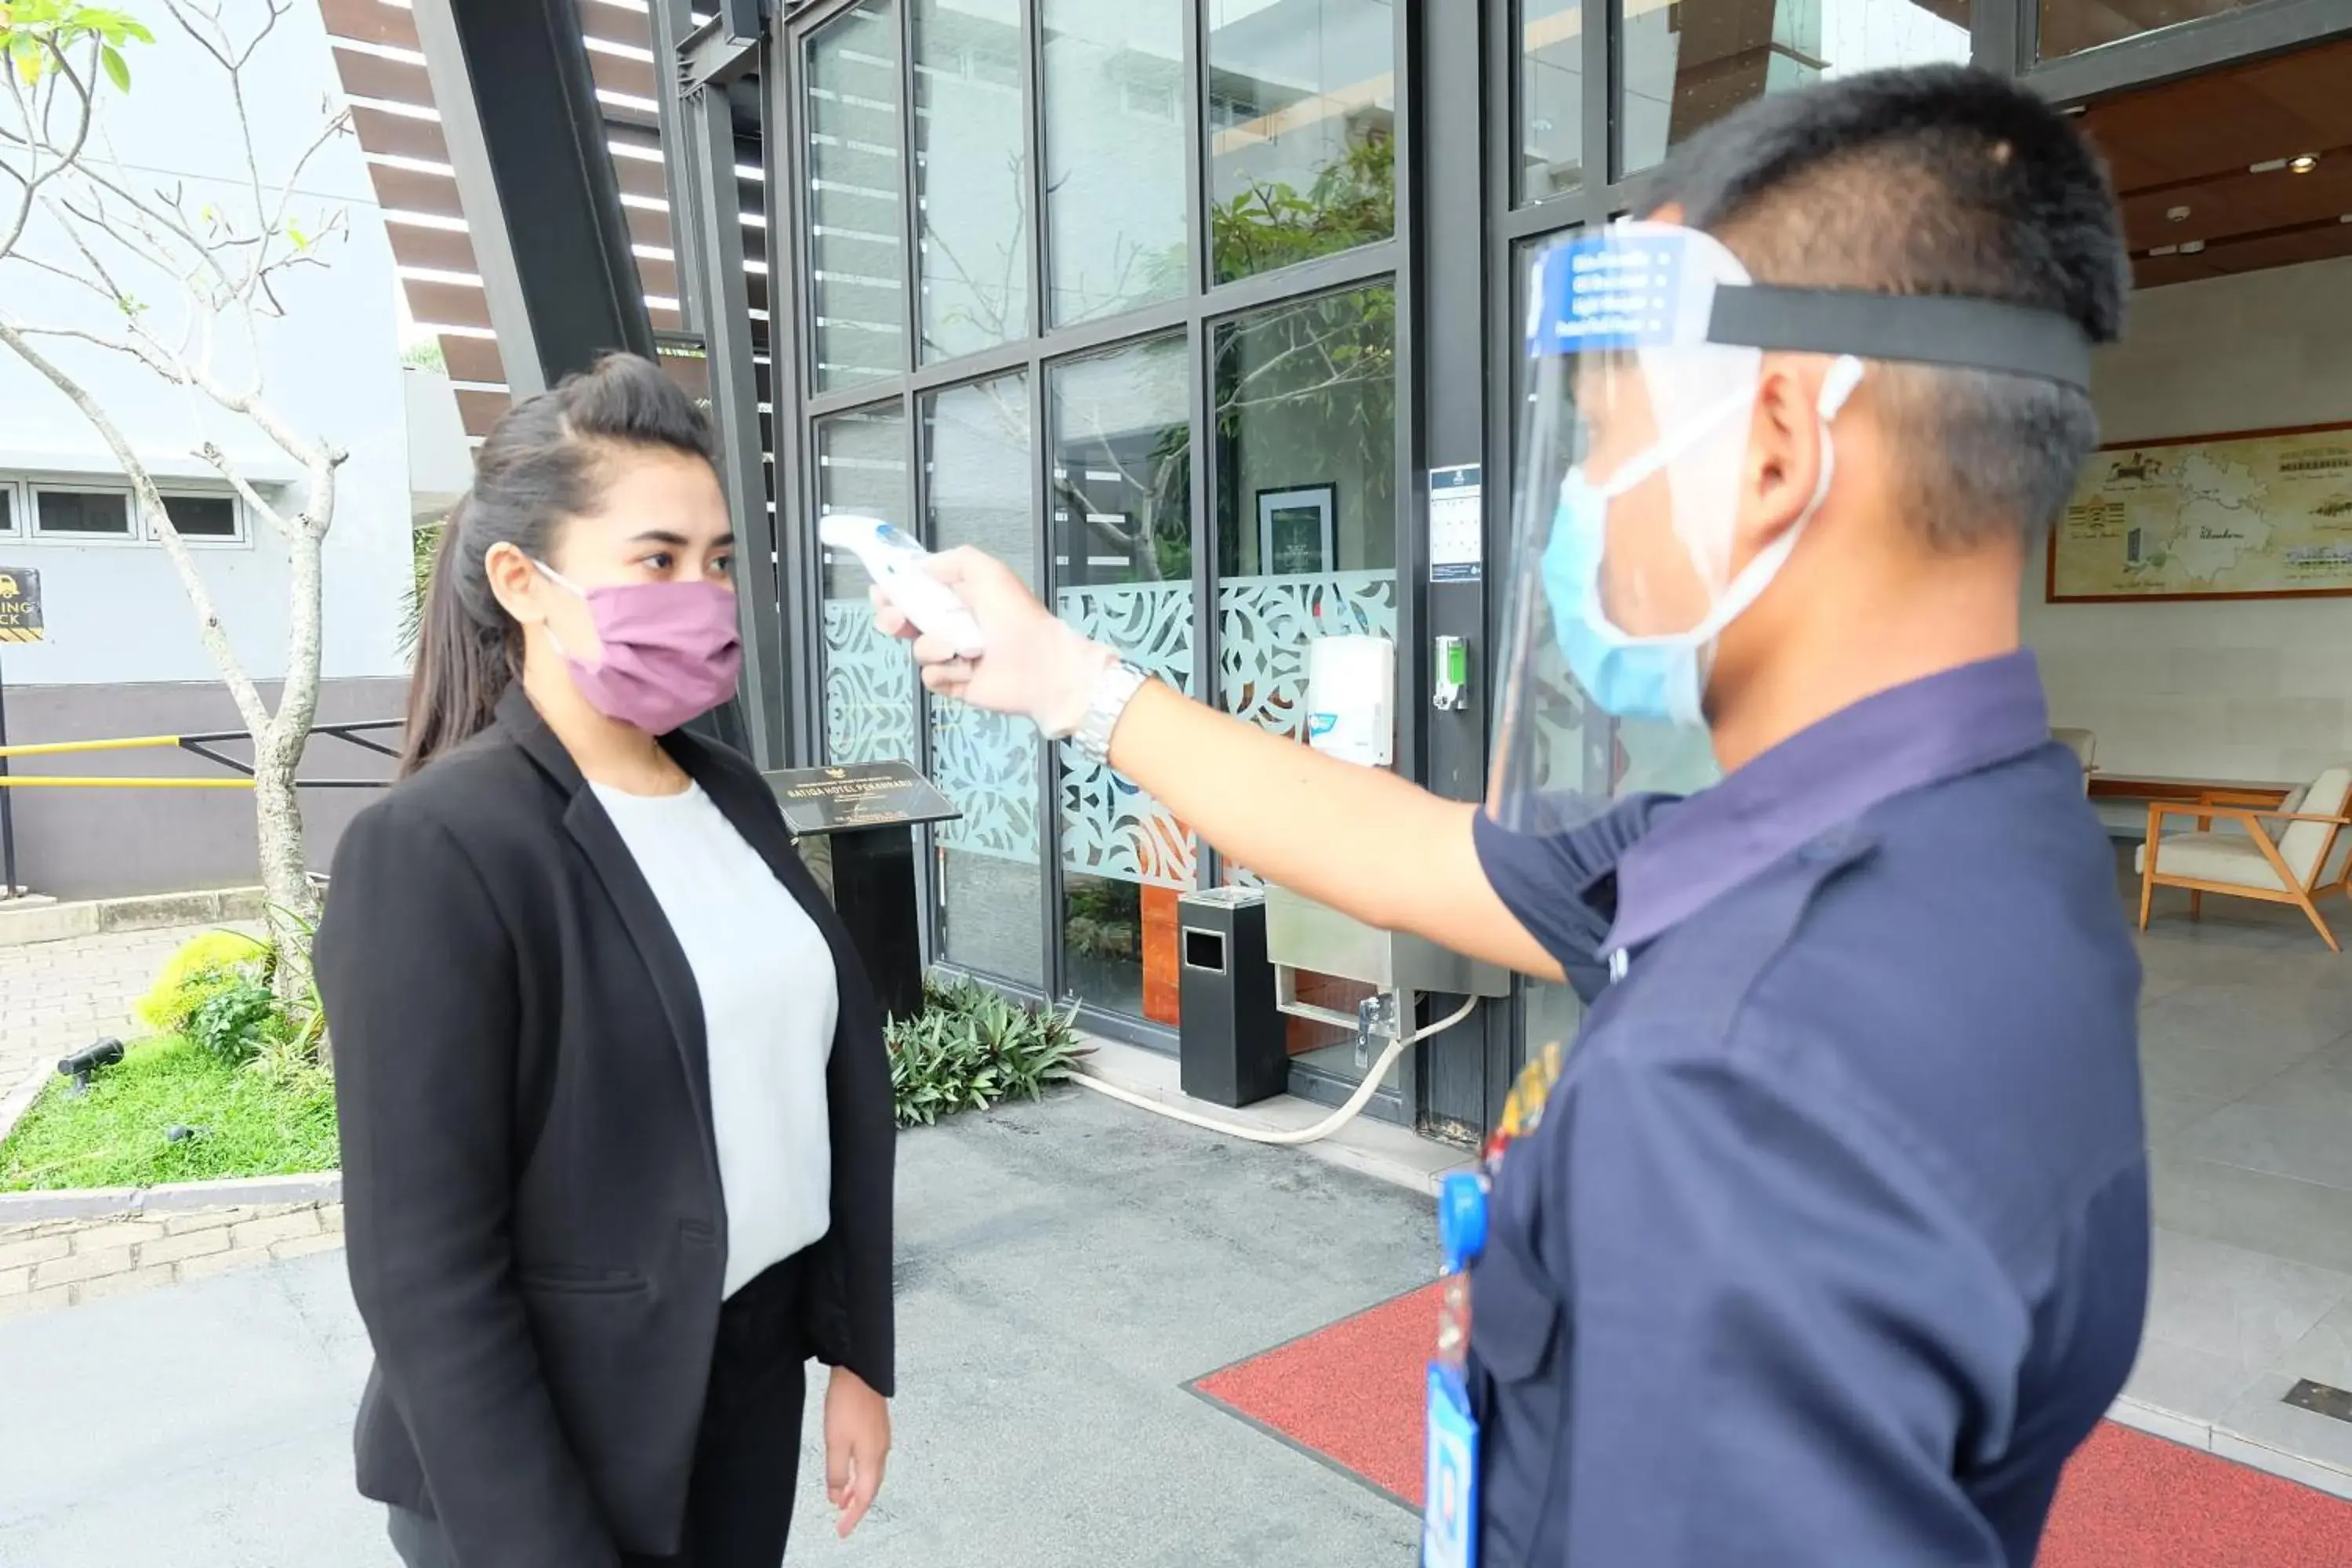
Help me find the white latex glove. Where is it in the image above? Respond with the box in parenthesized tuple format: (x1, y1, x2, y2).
(871, 546, 1115, 739)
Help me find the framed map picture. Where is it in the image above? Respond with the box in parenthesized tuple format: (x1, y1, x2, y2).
(2048, 423, 2352, 603)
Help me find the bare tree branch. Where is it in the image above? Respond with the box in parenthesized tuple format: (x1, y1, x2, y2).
(0, 318, 273, 736)
(0, 0, 353, 946)
(0, 34, 99, 260)
(195, 439, 295, 540)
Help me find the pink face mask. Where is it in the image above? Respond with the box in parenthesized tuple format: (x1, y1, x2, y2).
(535, 561, 743, 735)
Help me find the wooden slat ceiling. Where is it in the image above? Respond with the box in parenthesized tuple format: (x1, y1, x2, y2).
(321, 0, 769, 442)
(2079, 38, 2352, 292)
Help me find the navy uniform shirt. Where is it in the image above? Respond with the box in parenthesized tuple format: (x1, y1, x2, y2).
(1468, 652, 2148, 1566)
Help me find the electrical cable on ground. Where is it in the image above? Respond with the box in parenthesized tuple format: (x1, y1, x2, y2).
(1067, 993, 1483, 1147)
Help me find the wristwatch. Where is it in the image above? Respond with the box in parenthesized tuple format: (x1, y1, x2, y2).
(1071, 658, 1150, 764)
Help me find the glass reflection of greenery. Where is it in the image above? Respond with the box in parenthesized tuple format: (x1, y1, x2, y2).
(1064, 877, 1143, 961)
(1210, 129, 1394, 287)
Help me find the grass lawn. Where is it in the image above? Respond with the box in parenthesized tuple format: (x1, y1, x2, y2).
(0, 1036, 338, 1192)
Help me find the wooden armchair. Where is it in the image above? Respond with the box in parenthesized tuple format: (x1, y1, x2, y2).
(2135, 765, 2352, 951)
(2052, 728, 2096, 796)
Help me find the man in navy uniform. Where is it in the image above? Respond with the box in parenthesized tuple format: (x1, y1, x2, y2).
(883, 64, 2147, 1566)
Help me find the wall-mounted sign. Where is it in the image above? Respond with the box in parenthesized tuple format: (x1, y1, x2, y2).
(0, 568, 43, 642)
(764, 758, 960, 838)
(2050, 423, 2352, 603)
(1428, 465, 1482, 584)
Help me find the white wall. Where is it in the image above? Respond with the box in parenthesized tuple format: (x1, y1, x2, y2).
(2027, 256, 2352, 786)
(0, 2, 410, 690)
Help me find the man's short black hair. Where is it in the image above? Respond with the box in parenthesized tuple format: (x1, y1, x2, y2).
(1651, 65, 2129, 550)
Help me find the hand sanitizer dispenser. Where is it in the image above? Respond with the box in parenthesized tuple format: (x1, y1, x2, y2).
(1304, 635, 1396, 768)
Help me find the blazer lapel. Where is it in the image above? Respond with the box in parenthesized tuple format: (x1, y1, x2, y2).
(495, 688, 720, 1185)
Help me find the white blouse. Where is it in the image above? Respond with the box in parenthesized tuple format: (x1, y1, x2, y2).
(589, 780, 838, 1298)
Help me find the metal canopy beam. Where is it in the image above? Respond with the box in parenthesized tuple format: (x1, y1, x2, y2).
(683, 14, 766, 90)
(411, 0, 658, 394)
(685, 71, 786, 769)
(2020, 0, 2352, 103)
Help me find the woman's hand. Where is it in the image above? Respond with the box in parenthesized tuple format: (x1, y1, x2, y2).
(871, 546, 1114, 738)
(823, 1367, 891, 1538)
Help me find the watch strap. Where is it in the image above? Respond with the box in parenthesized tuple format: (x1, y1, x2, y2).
(1073, 659, 1149, 762)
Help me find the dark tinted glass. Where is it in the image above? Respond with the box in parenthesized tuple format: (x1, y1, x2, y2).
(36, 489, 132, 535)
(165, 495, 238, 538)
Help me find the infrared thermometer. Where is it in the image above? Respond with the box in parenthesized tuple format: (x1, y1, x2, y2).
(817, 513, 987, 659)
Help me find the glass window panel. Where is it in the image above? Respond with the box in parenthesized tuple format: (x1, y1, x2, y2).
(2038, 0, 2261, 60)
(1047, 336, 1195, 1025)
(807, 2, 908, 394)
(926, 374, 1046, 987)
(1042, 0, 1189, 327)
(913, 0, 1029, 361)
(816, 405, 920, 766)
(1212, 281, 1397, 1085)
(34, 489, 131, 536)
(1207, 0, 1396, 285)
(163, 495, 238, 539)
(0, 488, 14, 533)
(1620, 0, 1972, 180)
(1519, 0, 1584, 202)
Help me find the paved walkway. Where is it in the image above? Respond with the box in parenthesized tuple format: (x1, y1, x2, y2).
(0, 1089, 1432, 1566)
(0, 923, 334, 1321)
(0, 926, 222, 1096)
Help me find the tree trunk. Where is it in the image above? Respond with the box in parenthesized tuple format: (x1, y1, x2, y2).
(257, 524, 325, 1012)
(252, 751, 314, 975)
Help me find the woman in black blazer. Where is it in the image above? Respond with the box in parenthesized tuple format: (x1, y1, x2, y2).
(314, 354, 894, 1568)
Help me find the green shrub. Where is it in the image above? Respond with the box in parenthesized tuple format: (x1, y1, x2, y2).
(887, 978, 1083, 1129)
(185, 968, 282, 1067)
(135, 930, 270, 1035)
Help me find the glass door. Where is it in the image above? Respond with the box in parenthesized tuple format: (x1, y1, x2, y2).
(1046, 338, 1198, 1026)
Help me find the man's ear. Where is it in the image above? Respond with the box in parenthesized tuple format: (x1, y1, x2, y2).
(1737, 361, 1830, 563)
(483, 540, 543, 626)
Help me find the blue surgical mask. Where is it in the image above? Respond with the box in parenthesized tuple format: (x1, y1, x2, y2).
(1542, 471, 1702, 725)
(1538, 359, 1861, 725)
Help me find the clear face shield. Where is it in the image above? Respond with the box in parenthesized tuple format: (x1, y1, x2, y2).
(1486, 221, 2097, 837)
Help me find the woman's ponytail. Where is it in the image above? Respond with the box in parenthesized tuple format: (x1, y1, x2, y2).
(398, 498, 515, 776)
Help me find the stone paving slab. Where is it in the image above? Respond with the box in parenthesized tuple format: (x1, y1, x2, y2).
(0, 921, 337, 1324)
(0, 1091, 1428, 1567)
(0, 1203, 343, 1322)
(0, 924, 254, 1099)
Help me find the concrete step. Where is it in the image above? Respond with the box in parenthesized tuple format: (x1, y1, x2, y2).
(0, 887, 265, 949)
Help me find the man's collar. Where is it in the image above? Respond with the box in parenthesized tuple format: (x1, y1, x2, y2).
(1603, 651, 2054, 953)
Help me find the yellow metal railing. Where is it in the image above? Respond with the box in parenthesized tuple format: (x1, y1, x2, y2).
(0, 721, 401, 895)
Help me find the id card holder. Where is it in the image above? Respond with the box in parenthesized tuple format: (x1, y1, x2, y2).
(1421, 1363, 1479, 1568)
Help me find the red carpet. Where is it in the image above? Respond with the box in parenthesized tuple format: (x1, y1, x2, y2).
(1189, 1284, 2352, 1563)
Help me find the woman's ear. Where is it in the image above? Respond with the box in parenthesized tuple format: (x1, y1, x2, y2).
(483, 540, 543, 626)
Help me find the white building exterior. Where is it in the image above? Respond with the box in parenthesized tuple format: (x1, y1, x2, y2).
(0, 2, 418, 897)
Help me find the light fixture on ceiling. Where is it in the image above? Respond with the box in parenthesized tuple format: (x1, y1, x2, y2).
(2149, 244, 2180, 256)
(2180, 239, 2207, 254)
(2252, 158, 2289, 173)
(2167, 205, 2192, 223)
(2290, 154, 2321, 174)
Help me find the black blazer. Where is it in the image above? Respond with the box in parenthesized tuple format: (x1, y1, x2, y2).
(313, 686, 895, 1568)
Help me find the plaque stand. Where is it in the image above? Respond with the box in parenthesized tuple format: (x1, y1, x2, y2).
(765, 761, 960, 1025)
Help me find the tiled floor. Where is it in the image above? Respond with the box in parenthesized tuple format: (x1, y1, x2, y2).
(2121, 859, 2352, 1496)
